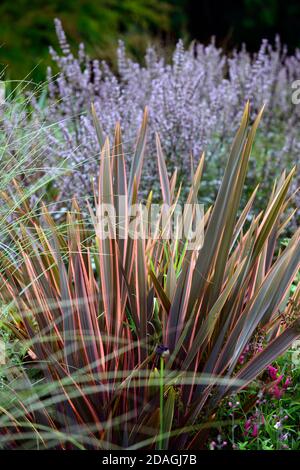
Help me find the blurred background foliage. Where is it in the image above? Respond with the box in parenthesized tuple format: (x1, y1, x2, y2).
(0, 0, 300, 81)
(0, 0, 176, 81)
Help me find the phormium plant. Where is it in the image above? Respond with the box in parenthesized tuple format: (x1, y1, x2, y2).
(0, 103, 299, 449)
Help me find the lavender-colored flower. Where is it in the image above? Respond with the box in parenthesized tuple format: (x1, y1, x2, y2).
(4, 20, 300, 221)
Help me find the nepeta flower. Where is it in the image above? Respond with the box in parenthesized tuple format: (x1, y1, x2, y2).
(4, 20, 300, 220)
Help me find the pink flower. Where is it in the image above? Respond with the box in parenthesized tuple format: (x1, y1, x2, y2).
(267, 365, 278, 380)
(252, 424, 258, 437)
(238, 354, 245, 364)
(271, 384, 283, 400)
(284, 377, 292, 389)
(275, 374, 284, 384)
(266, 365, 291, 399)
(244, 413, 264, 438)
(244, 419, 252, 432)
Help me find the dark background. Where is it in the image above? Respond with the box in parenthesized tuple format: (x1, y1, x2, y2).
(186, 0, 300, 51)
(0, 0, 299, 81)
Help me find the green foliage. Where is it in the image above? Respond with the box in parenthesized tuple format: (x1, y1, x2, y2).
(215, 350, 300, 450)
(0, 0, 173, 80)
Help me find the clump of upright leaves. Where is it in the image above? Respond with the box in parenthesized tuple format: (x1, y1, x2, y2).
(0, 103, 299, 450)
